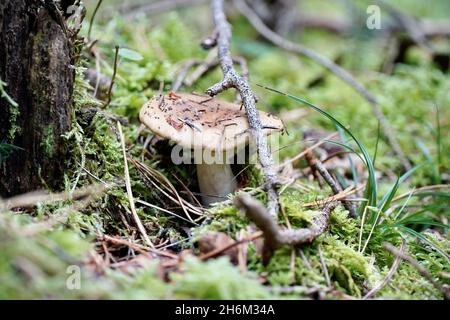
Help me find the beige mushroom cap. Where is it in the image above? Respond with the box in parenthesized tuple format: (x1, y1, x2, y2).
(139, 92, 284, 151)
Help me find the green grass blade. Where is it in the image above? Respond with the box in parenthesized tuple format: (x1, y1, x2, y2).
(398, 226, 449, 260)
(378, 164, 424, 214)
(259, 84, 378, 211)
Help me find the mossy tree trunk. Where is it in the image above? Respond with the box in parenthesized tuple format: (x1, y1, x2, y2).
(0, 0, 76, 196)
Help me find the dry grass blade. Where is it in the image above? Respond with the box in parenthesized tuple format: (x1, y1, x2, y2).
(117, 121, 155, 249)
(198, 232, 263, 261)
(131, 158, 203, 219)
(137, 199, 198, 226)
(102, 235, 178, 260)
(393, 184, 450, 202)
(301, 185, 364, 208)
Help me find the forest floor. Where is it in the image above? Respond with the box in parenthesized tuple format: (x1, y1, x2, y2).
(0, 0, 449, 299)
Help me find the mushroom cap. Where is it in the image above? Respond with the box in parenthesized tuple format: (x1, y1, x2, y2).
(139, 93, 284, 151)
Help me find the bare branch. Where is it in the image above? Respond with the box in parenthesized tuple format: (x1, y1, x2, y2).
(305, 151, 357, 218)
(382, 242, 449, 300)
(102, 0, 207, 21)
(233, 0, 412, 171)
(363, 239, 406, 299)
(171, 59, 200, 92)
(235, 193, 337, 263)
(207, 0, 279, 217)
(376, 0, 435, 54)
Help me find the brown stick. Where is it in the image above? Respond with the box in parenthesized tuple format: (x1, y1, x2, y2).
(102, 0, 207, 21)
(207, 0, 279, 217)
(2, 183, 112, 210)
(234, 193, 337, 263)
(382, 242, 449, 300)
(306, 151, 357, 218)
(198, 231, 263, 261)
(171, 59, 200, 92)
(363, 240, 406, 299)
(233, 0, 412, 172)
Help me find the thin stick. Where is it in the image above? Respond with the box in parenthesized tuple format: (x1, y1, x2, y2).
(198, 231, 263, 261)
(318, 244, 331, 287)
(184, 49, 218, 86)
(376, 0, 434, 54)
(233, 0, 411, 171)
(88, 0, 103, 42)
(235, 193, 338, 262)
(120, 0, 206, 21)
(363, 240, 405, 299)
(2, 183, 111, 210)
(117, 122, 155, 249)
(393, 184, 450, 202)
(105, 46, 119, 108)
(171, 59, 200, 92)
(207, 0, 279, 217)
(382, 242, 449, 299)
(306, 151, 357, 218)
(301, 185, 364, 208)
(102, 234, 177, 259)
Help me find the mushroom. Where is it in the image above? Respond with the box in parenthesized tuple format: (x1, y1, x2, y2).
(139, 92, 283, 206)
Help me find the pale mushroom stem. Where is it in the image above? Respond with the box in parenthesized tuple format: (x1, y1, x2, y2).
(196, 163, 238, 206)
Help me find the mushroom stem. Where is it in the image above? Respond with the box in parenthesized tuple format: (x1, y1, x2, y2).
(196, 163, 237, 206)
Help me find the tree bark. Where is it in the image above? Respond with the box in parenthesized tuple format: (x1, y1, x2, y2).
(0, 0, 75, 196)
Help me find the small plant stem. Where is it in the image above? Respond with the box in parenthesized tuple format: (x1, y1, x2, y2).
(104, 45, 119, 108)
(88, 0, 103, 42)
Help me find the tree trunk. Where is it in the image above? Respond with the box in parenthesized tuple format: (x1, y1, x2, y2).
(0, 0, 75, 196)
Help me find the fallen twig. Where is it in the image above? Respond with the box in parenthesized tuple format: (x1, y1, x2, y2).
(393, 184, 450, 202)
(382, 242, 449, 300)
(112, 0, 207, 21)
(206, 0, 279, 217)
(233, 0, 411, 171)
(305, 151, 357, 218)
(101, 235, 178, 260)
(171, 59, 201, 92)
(363, 239, 406, 299)
(318, 244, 331, 287)
(376, 0, 435, 54)
(2, 183, 111, 210)
(234, 193, 338, 263)
(198, 231, 263, 261)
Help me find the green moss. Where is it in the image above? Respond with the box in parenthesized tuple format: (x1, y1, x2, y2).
(171, 256, 271, 299)
(0, 78, 21, 140)
(41, 125, 56, 157)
